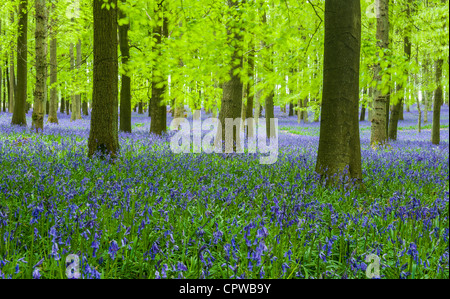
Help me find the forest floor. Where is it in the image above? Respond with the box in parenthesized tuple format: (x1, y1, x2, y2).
(0, 105, 448, 279)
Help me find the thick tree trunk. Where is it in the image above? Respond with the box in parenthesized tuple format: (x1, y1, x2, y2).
(11, 0, 28, 126)
(119, 0, 131, 133)
(431, 58, 443, 145)
(216, 0, 244, 151)
(370, 0, 389, 147)
(316, 0, 362, 184)
(32, 0, 47, 133)
(48, 1, 58, 124)
(88, 0, 119, 159)
(265, 90, 275, 138)
(150, 2, 168, 135)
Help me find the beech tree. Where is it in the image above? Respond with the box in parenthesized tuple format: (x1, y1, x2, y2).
(88, 0, 119, 158)
(316, 0, 362, 184)
(11, 0, 27, 126)
(31, 0, 48, 132)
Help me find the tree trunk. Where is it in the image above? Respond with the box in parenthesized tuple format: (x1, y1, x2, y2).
(431, 58, 443, 145)
(216, 0, 244, 152)
(360, 104, 365, 121)
(88, 0, 119, 159)
(48, 1, 58, 124)
(302, 98, 308, 123)
(316, 0, 362, 184)
(288, 101, 294, 116)
(71, 39, 82, 121)
(370, 0, 389, 147)
(11, 0, 28, 126)
(119, 0, 131, 133)
(31, 0, 47, 133)
(8, 12, 15, 114)
(150, 1, 168, 135)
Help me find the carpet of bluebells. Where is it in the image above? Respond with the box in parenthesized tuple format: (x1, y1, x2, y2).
(0, 104, 448, 279)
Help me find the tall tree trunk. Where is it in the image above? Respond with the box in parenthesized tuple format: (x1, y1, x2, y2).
(431, 58, 443, 145)
(48, 1, 58, 124)
(389, 0, 411, 140)
(216, 0, 244, 151)
(316, 0, 362, 184)
(88, 0, 119, 159)
(119, 0, 131, 133)
(8, 12, 15, 113)
(32, 0, 48, 133)
(150, 1, 168, 135)
(370, 0, 389, 147)
(302, 98, 308, 123)
(11, 0, 27, 126)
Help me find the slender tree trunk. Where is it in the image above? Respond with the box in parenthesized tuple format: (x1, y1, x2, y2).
(302, 98, 308, 123)
(297, 97, 302, 124)
(88, 0, 119, 159)
(431, 58, 443, 145)
(71, 39, 82, 120)
(360, 104, 366, 121)
(82, 98, 88, 115)
(32, 0, 48, 132)
(48, 1, 58, 124)
(11, 0, 28, 126)
(150, 1, 168, 135)
(316, 0, 362, 184)
(119, 0, 131, 133)
(8, 12, 15, 114)
(370, 0, 389, 147)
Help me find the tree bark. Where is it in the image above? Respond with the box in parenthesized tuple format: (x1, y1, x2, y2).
(370, 0, 389, 147)
(32, 0, 48, 133)
(119, 0, 131, 133)
(316, 0, 362, 184)
(88, 0, 119, 159)
(150, 1, 168, 135)
(216, 0, 244, 151)
(12, 0, 28, 126)
(48, 1, 58, 124)
(431, 58, 443, 145)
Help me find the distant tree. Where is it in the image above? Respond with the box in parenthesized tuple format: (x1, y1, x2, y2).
(316, 0, 362, 184)
(88, 0, 119, 159)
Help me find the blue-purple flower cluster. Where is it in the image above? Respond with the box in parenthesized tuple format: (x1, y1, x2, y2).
(0, 105, 448, 279)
